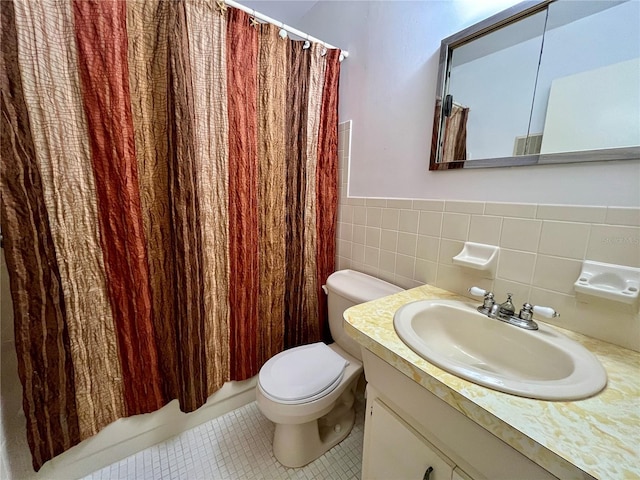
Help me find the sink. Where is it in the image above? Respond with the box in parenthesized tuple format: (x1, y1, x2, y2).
(393, 299, 607, 400)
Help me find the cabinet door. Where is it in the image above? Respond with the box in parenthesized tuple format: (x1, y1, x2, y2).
(363, 398, 455, 480)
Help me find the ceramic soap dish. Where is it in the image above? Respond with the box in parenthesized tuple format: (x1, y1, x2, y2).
(574, 260, 640, 306)
(452, 242, 499, 278)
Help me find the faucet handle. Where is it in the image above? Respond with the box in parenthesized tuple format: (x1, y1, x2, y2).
(469, 287, 495, 313)
(532, 305, 560, 319)
(468, 286, 489, 297)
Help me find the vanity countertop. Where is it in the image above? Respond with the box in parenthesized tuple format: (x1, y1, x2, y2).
(343, 284, 640, 480)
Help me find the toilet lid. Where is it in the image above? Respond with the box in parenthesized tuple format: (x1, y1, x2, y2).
(258, 342, 349, 403)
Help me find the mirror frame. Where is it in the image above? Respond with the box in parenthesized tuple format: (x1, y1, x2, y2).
(429, 0, 640, 170)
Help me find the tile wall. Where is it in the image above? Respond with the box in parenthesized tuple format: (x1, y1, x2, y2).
(336, 121, 640, 351)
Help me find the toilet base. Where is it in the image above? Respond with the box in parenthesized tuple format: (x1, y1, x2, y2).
(272, 381, 357, 468)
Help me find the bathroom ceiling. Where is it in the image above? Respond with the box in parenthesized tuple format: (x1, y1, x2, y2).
(239, 1, 318, 28)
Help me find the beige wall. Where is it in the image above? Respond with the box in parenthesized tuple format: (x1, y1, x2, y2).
(336, 121, 640, 351)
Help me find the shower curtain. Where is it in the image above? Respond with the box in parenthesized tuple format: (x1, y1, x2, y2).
(0, 0, 339, 470)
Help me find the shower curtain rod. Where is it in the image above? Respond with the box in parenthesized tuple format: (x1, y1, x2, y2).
(225, 0, 349, 61)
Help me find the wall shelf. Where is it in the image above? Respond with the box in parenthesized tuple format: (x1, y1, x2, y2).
(574, 261, 640, 306)
(452, 242, 499, 279)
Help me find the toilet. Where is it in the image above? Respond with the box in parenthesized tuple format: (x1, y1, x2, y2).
(256, 269, 403, 467)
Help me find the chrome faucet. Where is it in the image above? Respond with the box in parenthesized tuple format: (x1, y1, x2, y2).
(468, 287, 560, 330)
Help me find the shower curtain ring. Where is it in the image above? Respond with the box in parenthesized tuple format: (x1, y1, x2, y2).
(215, 0, 227, 13)
(279, 23, 288, 39)
(249, 11, 259, 28)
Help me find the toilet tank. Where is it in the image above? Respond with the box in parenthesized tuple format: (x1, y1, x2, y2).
(325, 270, 403, 361)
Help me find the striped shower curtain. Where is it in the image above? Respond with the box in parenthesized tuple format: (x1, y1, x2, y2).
(0, 0, 339, 470)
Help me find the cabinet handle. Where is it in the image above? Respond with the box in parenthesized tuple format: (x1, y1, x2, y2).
(423, 466, 434, 480)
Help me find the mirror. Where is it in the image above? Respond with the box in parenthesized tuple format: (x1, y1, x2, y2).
(430, 0, 640, 170)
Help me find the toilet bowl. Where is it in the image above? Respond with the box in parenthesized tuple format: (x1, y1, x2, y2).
(256, 343, 363, 467)
(256, 270, 403, 468)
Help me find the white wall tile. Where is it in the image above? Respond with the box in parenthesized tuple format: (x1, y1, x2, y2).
(572, 297, 640, 351)
(393, 275, 422, 290)
(351, 243, 365, 264)
(366, 207, 383, 227)
(438, 239, 464, 266)
(497, 249, 536, 284)
(436, 265, 492, 298)
(379, 250, 396, 273)
(350, 261, 365, 273)
(337, 256, 351, 270)
(500, 218, 542, 252)
(386, 199, 413, 209)
(365, 227, 381, 248)
(338, 222, 353, 242)
(414, 259, 437, 284)
(493, 280, 531, 305)
(334, 188, 639, 350)
(416, 235, 440, 262)
(397, 232, 418, 256)
(365, 198, 387, 207)
(353, 206, 367, 225)
(413, 199, 445, 211)
(441, 213, 470, 241)
(444, 200, 484, 214)
(485, 202, 537, 218)
(468, 215, 502, 245)
(345, 197, 366, 206)
(381, 208, 400, 230)
(538, 221, 590, 260)
(398, 209, 420, 233)
(605, 207, 640, 227)
(418, 211, 443, 237)
(340, 204, 353, 224)
(380, 230, 398, 252)
(360, 262, 380, 278)
(395, 254, 416, 279)
(586, 225, 640, 267)
(337, 240, 351, 258)
(339, 183, 348, 201)
(536, 205, 606, 223)
(353, 225, 366, 245)
(364, 247, 380, 269)
(376, 268, 397, 286)
(338, 168, 346, 185)
(532, 255, 582, 295)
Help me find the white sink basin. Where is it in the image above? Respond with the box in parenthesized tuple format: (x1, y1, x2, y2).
(393, 299, 607, 400)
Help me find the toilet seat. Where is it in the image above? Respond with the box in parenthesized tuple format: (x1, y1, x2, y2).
(258, 342, 349, 405)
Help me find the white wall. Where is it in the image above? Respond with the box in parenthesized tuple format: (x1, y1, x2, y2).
(297, 0, 640, 207)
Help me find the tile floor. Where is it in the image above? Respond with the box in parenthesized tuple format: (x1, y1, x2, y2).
(82, 397, 365, 480)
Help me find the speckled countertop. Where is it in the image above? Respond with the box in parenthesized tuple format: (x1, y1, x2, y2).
(343, 284, 640, 480)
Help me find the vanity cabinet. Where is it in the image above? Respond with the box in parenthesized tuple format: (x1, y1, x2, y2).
(363, 398, 455, 480)
(361, 349, 561, 480)
(452, 468, 473, 480)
